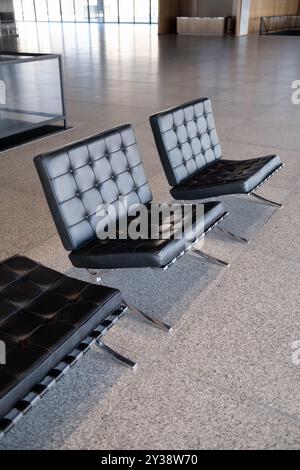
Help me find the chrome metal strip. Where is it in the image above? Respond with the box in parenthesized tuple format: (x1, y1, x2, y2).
(249, 163, 284, 194)
(0, 305, 128, 439)
(161, 211, 229, 271)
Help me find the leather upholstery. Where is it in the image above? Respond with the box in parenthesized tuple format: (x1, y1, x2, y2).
(35, 125, 226, 270)
(70, 201, 226, 269)
(150, 98, 283, 199)
(35, 125, 153, 252)
(150, 98, 222, 186)
(171, 155, 282, 200)
(0, 256, 121, 420)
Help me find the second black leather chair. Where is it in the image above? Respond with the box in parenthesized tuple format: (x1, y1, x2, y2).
(35, 124, 229, 331)
(150, 98, 284, 242)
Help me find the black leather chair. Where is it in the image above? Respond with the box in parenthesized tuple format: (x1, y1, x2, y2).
(150, 98, 284, 216)
(34, 124, 230, 332)
(0, 255, 134, 439)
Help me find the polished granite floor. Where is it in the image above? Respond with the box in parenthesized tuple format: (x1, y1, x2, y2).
(0, 22, 300, 450)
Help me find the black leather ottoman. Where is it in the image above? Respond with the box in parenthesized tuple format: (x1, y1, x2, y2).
(0, 255, 127, 437)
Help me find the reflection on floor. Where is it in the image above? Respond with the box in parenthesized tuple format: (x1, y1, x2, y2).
(0, 22, 300, 450)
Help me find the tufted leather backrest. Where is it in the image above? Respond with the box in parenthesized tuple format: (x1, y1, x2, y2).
(34, 125, 153, 252)
(150, 98, 222, 187)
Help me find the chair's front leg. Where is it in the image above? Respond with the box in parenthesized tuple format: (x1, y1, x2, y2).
(96, 340, 137, 369)
(125, 301, 173, 333)
(86, 270, 173, 333)
(87, 268, 104, 284)
(191, 249, 230, 268)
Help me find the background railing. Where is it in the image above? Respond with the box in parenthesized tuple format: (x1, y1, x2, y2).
(260, 15, 300, 35)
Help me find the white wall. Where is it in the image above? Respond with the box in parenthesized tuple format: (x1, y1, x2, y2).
(196, 0, 234, 17)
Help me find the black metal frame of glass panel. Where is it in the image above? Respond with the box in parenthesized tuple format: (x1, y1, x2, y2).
(259, 14, 300, 35)
(14, 0, 158, 24)
(0, 52, 68, 141)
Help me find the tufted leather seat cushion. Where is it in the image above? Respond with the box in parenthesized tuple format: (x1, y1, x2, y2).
(35, 124, 226, 270)
(170, 155, 282, 200)
(150, 98, 283, 199)
(69, 201, 226, 269)
(0, 256, 121, 420)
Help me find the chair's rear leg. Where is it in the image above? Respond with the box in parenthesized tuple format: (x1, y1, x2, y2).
(87, 269, 104, 284)
(250, 192, 283, 208)
(126, 302, 173, 333)
(191, 249, 230, 268)
(96, 340, 137, 369)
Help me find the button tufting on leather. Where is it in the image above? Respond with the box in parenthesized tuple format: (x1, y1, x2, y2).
(151, 99, 282, 197)
(0, 255, 122, 421)
(35, 124, 153, 252)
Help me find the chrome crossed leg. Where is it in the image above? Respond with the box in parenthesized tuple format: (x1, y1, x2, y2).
(126, 302, 173, 333)
(191, 249, 230, 268)
(86, 270, 172, 333)
(96, 339, 137, 369)
(87, 268, 103, 284)
(250, 192, 283, 208)
(217, 226, 249, 244)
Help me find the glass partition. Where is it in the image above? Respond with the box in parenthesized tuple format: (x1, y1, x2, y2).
(13, 0, 23, 21)
(135, 0, 150, 23)
(151, 0, 158, 24)
(104, 0, 118, 22)
(74, 0, 90, 22)
(22, 0, 35, 21)
(61, 0, 75, 22)
(88, 0, 104, 22)
(13, 0, 158, 24)
(35, 0, 48, 21)
(119, 0, 134, 23)
(47, 0, 61, 21)
(0, 53, 67, 140)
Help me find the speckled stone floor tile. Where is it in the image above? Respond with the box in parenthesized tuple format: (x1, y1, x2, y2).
(0, 23, 299, 450)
